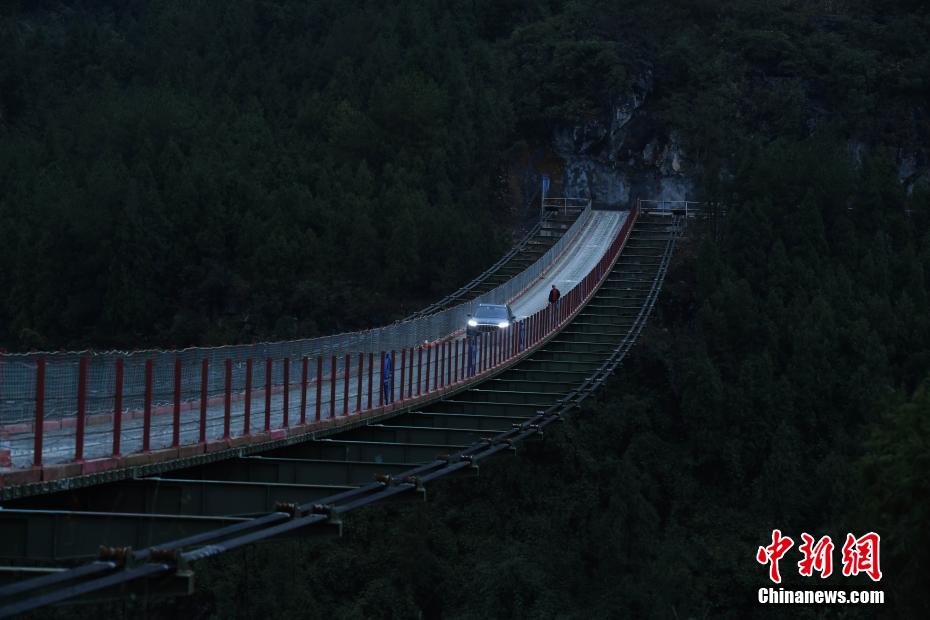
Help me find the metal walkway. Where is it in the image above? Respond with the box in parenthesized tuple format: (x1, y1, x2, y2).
(0, 210, 683, 616)
(0, 202, 598, 479)
(0, 208, 614, 476)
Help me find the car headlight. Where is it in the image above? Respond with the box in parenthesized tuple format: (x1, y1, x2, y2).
(467, 319, 478, 327)
(498, 321, 510, 328)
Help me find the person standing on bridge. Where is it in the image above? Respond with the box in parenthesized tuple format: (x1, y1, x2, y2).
(382, 351, 393, 405)
(548, 284, 561, 330)
(467, 335, 477, 377)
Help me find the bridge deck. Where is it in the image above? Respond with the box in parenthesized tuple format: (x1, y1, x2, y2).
(0, 208, 683, 616)
(0, 211, 624, 476)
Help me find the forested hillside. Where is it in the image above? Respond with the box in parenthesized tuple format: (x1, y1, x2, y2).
(3, 0, 929, 351)
(1, 0, 522, 350)
(4, 0, 930, 618)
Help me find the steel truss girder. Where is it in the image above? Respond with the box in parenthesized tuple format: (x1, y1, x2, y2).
(164, 456, 414, 486)
(337, 423, 510, 446)
(6, 478, 357, 518)
(268, 438, 466, 464)
(0, 509, 247, 563)
(387, 411, 529, 431)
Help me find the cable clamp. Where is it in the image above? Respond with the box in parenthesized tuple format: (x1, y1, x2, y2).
(98, 545, 133, 568)
(310, 503, 337, 520)
(274, 501, 301, 518)
(148, 547, 180, 565)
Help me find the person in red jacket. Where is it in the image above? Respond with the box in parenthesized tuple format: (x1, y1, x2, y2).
(548, 284, 561, 330)
(548, 284, 561, 304)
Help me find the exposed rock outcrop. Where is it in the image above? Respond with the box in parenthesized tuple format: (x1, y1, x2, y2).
(554, 67, 696, 206)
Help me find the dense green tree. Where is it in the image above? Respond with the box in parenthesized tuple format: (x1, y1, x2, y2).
(0, 0, 522, 350)
(859, 378, 930, 618)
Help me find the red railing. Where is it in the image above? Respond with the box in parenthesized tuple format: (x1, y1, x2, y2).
(3, 204, 639, 483)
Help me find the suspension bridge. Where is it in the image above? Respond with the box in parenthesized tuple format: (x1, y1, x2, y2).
(0, 198, 697, 616)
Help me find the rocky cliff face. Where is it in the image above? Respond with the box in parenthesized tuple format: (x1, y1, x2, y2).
(553, 68, 696, 206)
(851, 139, 929, 198)
(553, 70, 929, 205)
(896, 145, 929, 196)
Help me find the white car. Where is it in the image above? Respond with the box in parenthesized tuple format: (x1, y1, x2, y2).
(466, 304, 516, 336)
